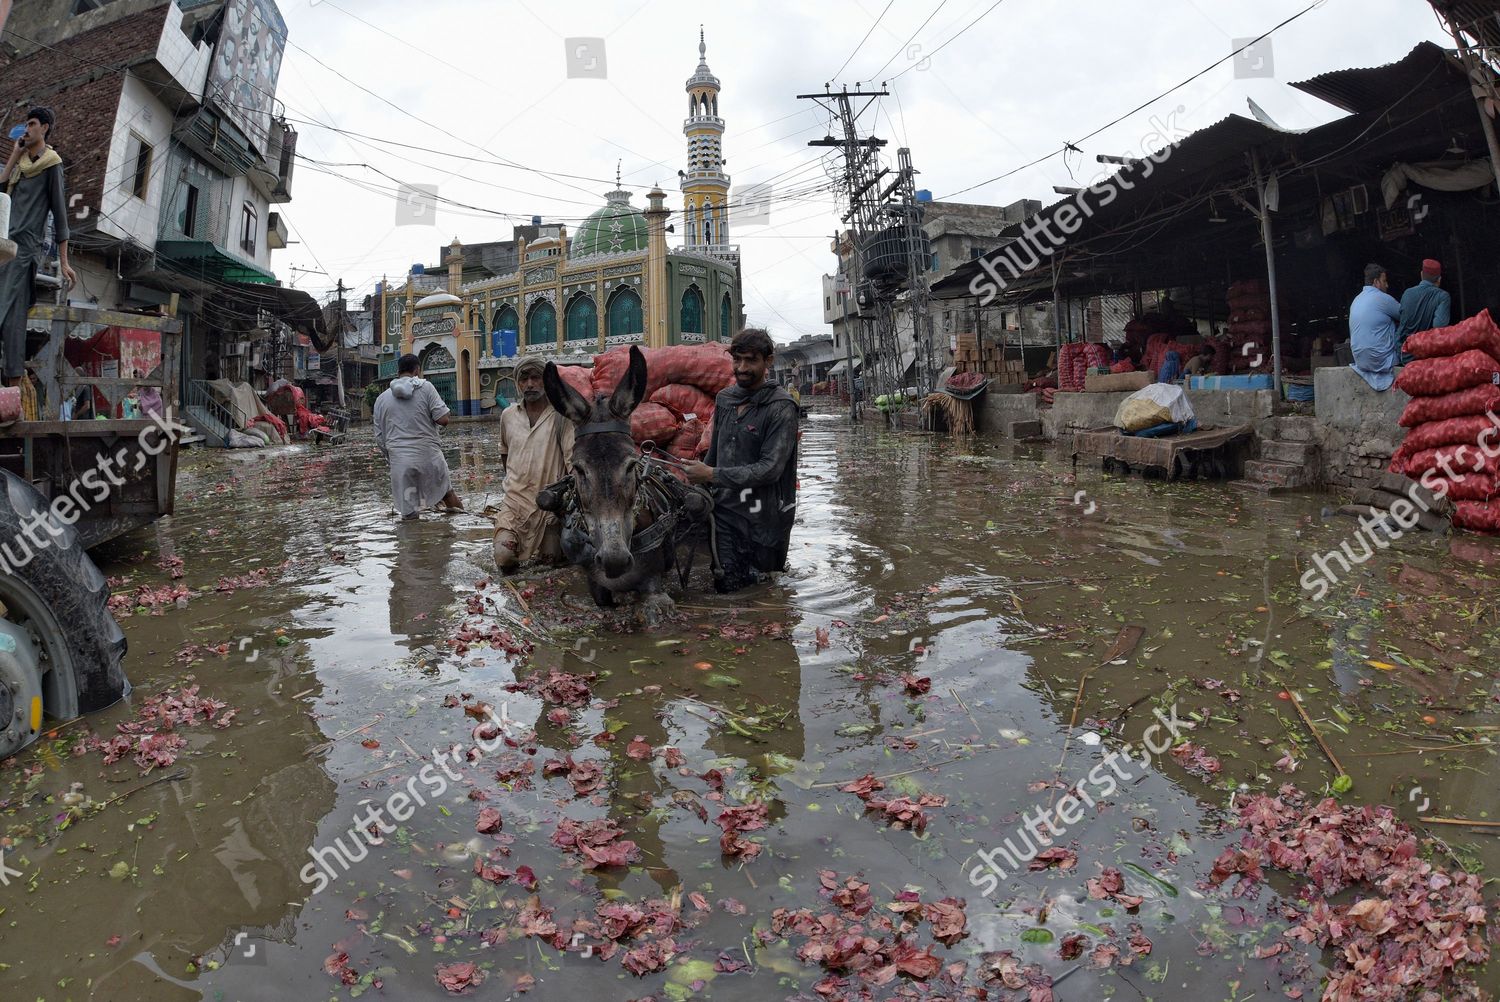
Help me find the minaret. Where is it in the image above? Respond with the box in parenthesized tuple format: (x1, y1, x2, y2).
(447, 236, 464, 296)
(644, 186, 671, 349)
(681, 27, 729, 249)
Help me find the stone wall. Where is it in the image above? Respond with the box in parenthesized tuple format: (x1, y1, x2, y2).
(1313, 366, 1409, 488)
(977, 387, 1274, 442)
(976, 389, 1039, 436)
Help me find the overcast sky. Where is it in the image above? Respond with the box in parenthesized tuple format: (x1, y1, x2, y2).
(272, 0, 1452, 341)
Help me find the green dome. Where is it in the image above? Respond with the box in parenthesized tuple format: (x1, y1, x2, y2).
(572, 189, 648, 258)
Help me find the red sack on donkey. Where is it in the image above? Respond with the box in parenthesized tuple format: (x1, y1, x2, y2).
(593, 343, 734, 399)
(668, 417, 705, 459)
(650, 383, 716, 421)
(554, 364, 594, 401)
(630, 402, 679, 446)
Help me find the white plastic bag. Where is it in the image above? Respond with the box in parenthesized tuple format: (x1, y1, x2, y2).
(1114, 383, 1196, 433)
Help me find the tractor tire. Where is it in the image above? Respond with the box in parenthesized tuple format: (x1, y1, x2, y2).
(0, 469, 128, 729)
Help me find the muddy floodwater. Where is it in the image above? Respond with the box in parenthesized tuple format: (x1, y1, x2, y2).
(3, 413, 1499, 1001)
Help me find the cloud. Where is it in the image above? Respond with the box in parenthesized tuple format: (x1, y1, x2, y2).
(274, 0, 1449, 339)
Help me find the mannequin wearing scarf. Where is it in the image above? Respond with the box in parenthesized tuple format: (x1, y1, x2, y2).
(0, 107, 74, 384)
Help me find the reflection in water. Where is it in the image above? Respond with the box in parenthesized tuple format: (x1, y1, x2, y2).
(386, 519, 456, 653)
(4, 417, 1500, 1001)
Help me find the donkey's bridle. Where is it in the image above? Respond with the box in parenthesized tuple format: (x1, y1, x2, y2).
(574, 418, 631, 439)
(547, 423, 716, 583)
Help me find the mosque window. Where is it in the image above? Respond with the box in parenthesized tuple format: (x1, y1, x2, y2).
(680, 286, 704, 334)
(607, 287, 644, 337)
(565, 294, 598, 342)
(493, 305, 518, 334)
(526, 300, 556, 346)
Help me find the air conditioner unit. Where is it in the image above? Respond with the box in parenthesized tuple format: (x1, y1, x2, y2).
(222, 340, 247, 356)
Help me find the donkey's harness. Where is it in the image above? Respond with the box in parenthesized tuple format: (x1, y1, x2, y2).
(541, 419, 720, 587)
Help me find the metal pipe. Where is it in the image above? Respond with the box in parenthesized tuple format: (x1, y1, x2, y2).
(1444, 16, 1500, 197)
(1252, 149, 1284, 400)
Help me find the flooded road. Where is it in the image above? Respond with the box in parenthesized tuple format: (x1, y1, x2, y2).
(3, 413, 1499, 1001)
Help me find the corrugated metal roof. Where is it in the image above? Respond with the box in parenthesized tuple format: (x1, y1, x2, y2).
(933, 37, 1488, 303)
(931, 113, 1293, 300)
(1290, 41, 1462, 114)
(1431, 1, 1500, 53)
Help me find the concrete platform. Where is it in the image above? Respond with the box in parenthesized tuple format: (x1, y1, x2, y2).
(1313, 366, 1409, 487)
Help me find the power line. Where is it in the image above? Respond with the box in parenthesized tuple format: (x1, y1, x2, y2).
(940, 0, 1327, 199)
(1074, 0, 1324, 146)
(832, 0, 900, 82)
(889, 0, 1010, 80)
(864, 0, 952, 83)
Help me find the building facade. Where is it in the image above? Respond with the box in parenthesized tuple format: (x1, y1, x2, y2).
(821, 197, 1057, 388)
(377, 34, 745, 416)
(0, 0, 310, 408)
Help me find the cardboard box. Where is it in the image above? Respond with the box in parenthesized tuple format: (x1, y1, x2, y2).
(1084, 371, 1152, 393)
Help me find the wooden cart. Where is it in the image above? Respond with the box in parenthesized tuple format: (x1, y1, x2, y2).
(1072, 423, 1254, 481)
(0, 304, 183, 548)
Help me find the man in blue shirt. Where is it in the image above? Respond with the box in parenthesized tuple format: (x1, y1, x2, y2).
(1398, 258, 1451, 353)
(1349, 263, 1402, 391)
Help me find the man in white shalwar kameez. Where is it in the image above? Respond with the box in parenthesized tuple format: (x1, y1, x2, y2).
(493, 356, 574, 570)
(373, 354, 464, 518)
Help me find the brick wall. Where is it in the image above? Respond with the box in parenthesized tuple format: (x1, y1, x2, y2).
(0, 4, 173, 228)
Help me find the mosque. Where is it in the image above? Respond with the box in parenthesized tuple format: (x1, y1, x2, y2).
(382, 31, 743, 414)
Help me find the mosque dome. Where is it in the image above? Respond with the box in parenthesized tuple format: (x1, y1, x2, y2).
(571, 189, 648, 258)
(415, 292, 462, 309)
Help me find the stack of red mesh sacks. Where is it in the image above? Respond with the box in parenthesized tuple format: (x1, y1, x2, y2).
(1225, 279, 1283, 374)
(556, 343, 735, 465)
(1057, 343, 1111, 391)
(1387, 310, 1500, 532)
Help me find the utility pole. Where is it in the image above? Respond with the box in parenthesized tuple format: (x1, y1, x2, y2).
(334, 278, 348, 409)
(835, 231, 856, 422)
(800, 86, 898, 415)
(894, 147, 934, 398)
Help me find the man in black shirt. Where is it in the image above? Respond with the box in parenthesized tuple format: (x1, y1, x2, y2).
(683, 329, 799, 593)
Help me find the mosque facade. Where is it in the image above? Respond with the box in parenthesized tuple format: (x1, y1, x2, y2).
(383, 32, 743, 415)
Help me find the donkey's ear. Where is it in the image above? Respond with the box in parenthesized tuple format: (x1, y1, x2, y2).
(544, 362, 591, 424)
(608, 345, 649, 420)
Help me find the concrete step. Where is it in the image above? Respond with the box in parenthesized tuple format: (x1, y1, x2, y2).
(1260, 438, 1318, 465)
(1244, 459, 1315, 490)
(1271, 415, 1319, 443)
(184, 404, 229, 447)
(1008, 420, 1042, 439)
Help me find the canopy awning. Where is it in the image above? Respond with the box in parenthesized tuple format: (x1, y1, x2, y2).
(202, 282, 337, 351)
(930, 41, 1483, 308)
(156, 240, 275, 285)
(829, 358, 863, 377)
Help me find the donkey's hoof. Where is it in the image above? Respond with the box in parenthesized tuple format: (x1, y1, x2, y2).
(640, 593, 677, 627)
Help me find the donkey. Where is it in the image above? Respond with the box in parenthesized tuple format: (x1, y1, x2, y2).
(541, 346, 706, 622)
